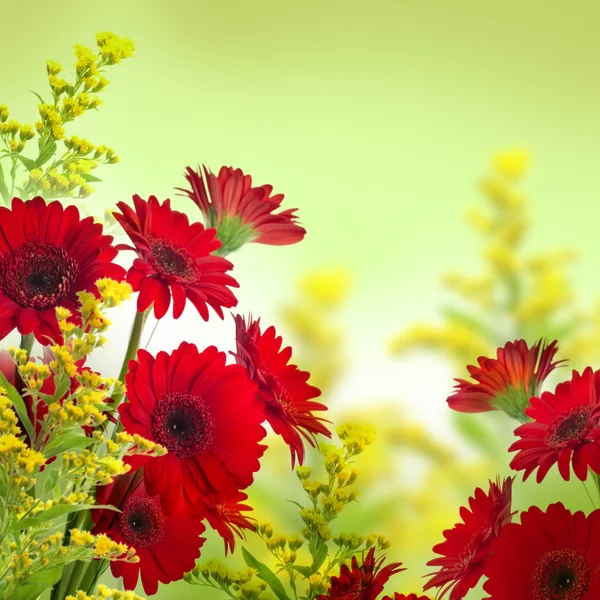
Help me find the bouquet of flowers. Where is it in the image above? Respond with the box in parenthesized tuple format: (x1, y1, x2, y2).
(1, 32, 599, 600)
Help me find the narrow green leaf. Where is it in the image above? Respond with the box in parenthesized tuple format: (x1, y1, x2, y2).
(35, 141, 57, 168)
(311, 542, 328, 572)
(29, 90, 46, 104)
(242, 547, 291, 600)
(290, 565, 313, 578)
(0, 371, 35, 444)
(44, 433, 95, 458)
(79, 173, 102, 183)
(14, 154, 36, 170)
(10, 563, 63, 600)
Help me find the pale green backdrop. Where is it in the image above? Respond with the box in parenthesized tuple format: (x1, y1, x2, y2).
(2, 0, 600, 598)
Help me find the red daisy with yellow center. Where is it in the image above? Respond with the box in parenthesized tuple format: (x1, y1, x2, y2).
(423, 477, 514, 600)
(113, 194, 239, 320)
(483, 503, 600, 599)
(232, 314, 331, 468)
(178, 165, 306, 253)
(118, 342, 266, 516)
(92, 471, 206, 595)
(447, 339, 562, 420)
(509, 366, 600, 482)
(0, 197, 124, 344)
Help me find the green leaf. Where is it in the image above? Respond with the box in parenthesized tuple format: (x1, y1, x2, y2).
(10, 563, 63, 600)
(35, 141, 57, 168)
(242, 547, 291, 600)
(289, 565, 313, 578)
(311, 542, 328, 572)
(12, 504, 117, 534)
(14, 154, 36, 170)
(44, 432, 95, 458)
(29, 90, 46, 104)
(0, 371, 35, 444)
(51, 374, 71, 403)
(0, 162, 10, 203)
(79, 173, 102, 183)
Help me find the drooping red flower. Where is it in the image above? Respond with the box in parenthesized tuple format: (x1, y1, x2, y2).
(316, 548, 405, 600)
(113, 195, 238, 320)
(92, 471, 206, 596)
(203, 490, 255, 554)
(423, 477, 514, 600)
(232, 314, 331, 468)
(0, 197, 125, 344)
(483, 502, 600, 599)
(178, 165, 306, 252)
(383, 594, 432, 600)
(118, 342, 266, 516)
(447, 339, 562, 419)
(509, 367, 600, 483)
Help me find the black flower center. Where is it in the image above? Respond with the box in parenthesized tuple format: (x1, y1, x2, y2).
(151, 391, 214, 458)
(0, 242, 79, 309)
(149, 237, 197, 282)
(546, 406, 593, 448)
(532, 549, 590, 600)
(117, 496, 164, 548)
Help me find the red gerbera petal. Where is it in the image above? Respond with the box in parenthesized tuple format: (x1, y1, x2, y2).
(447, 339, 562, 419)
(178, 165, 306, 252)
(118, 342, 267, 516)
(316, 548, 405, 600)
(92, 471, 206, 596)
(113, 195, 239, 321)
(509, 366, 600, 483)
(483, 502, 600, 599)
(232, 314, 331, 468)
(203, 490, 256, 554)
(423, 477, 514, 600)
(0, 197, 125, 344)
(383, 595, 432, 600)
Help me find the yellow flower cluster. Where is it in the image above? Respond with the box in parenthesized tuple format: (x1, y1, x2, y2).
(188, 559, 266, 600)
(66, 584, 144, 600)
(0, 32, 134, 204)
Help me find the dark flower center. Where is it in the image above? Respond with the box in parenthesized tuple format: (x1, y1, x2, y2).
(0, 242, 78, 309)
(117, 495, 164, 548)
(546, 406, 593, 448)
(149, 237, 197, 282)
(151, 391, 214, 458)
(532, 549, 590, 600)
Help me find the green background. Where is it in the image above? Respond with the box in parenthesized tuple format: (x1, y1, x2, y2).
(3, 0, 600, 597)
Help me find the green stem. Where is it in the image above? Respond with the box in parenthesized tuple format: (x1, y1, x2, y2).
(109, 308, 149, 409)
(20, 332, 34, 358)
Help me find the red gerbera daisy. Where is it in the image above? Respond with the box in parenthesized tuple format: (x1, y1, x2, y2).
(178, 165, 306, 252)
(232, 314, 331, 468)
(113, 195, 238, 320)
(483, 502, 600, 599)
(0, 197, 125, 344)
(447, 339, 562, 420)
(203, 490, 255, 554)
(383, 595, 432, 600)
(118, 342, 266, 515)
(316, 548, 404, 600)
(509, 367, 600, 482)
(92, 470, 206, 596)
(423, 477, 514, 600)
